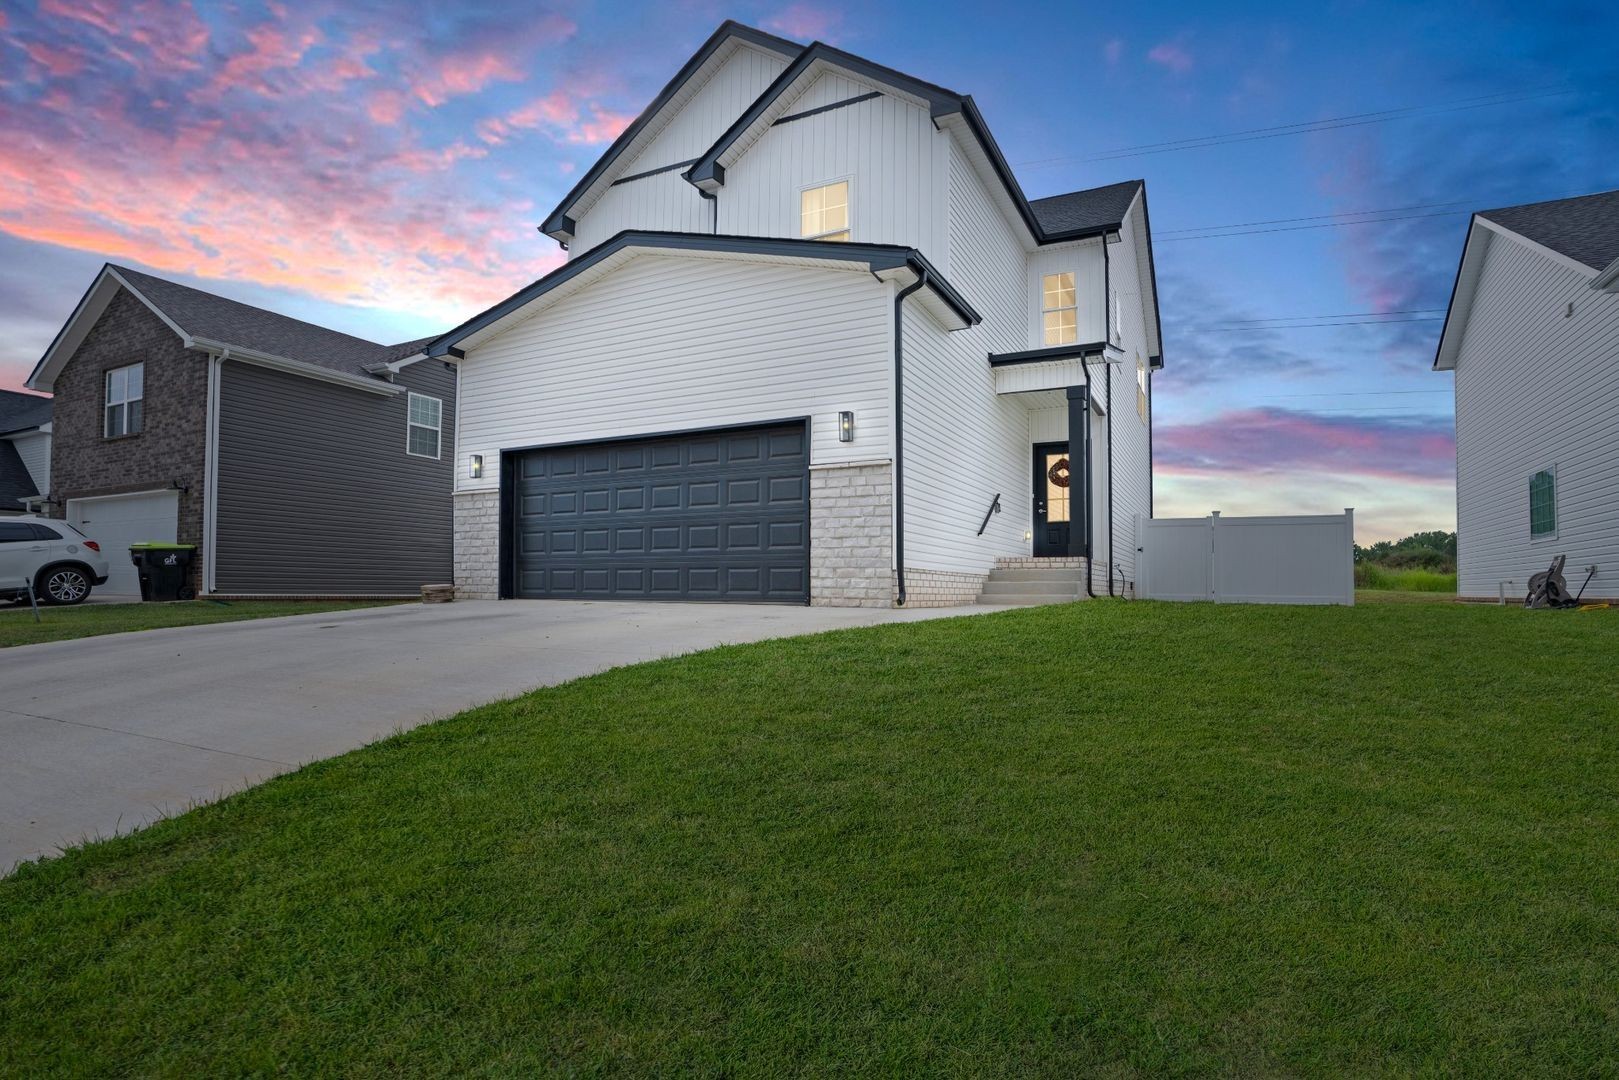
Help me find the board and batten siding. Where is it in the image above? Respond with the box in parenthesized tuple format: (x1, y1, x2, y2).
(454, 253, 894, 496)
(214, 358, 455, 594)
(717, 74, 948, 258)
(1452, 234, 1619, 599)
(570, 43, 789, 256)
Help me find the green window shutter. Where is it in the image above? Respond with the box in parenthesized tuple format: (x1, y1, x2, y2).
(1529, 469, 1557, 537)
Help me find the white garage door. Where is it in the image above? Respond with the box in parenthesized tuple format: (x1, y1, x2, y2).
(68, 490, 180, 596)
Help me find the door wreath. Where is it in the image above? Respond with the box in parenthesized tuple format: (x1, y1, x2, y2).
(1047, 457, 1070, 488)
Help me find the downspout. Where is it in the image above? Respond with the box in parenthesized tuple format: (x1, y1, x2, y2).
(1077, 360, 1096, 599)
(893, 270, 929, 606)
(1106, 361, 1115, 596)
(699, 190, 718, 234)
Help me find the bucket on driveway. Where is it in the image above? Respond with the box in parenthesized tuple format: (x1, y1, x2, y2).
(129, 543, 197, 602)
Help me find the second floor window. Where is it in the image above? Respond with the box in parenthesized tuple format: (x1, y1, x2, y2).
(801, 180, 850, 241)
(1042, 272, 1077, 346)
(407, 392, 442, 459)
(105, 362, 143, 438)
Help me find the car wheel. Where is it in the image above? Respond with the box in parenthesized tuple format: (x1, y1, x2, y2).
(39, 566, 91, 606)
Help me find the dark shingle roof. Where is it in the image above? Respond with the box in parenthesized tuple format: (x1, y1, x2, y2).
(0, 389, 51, 436)
(0, 440, 38, 506)
(111, 266, 435, 377)
(1478, 188, 1619, 272)
(1029, 180, 1143, 236)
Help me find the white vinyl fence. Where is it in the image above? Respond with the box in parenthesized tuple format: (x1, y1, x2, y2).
(1135, 510, 1356, 605)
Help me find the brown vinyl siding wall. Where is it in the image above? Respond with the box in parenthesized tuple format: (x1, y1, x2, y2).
(213, 358, 455, 594)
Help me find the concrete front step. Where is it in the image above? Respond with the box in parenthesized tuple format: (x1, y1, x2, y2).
(994, 556, 1089, 570)
(988, 567, 1089, 582)
(981, 591, 1084, 606)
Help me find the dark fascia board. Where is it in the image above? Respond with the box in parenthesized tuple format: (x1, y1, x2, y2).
(425, 231, 980, 358)
(1432, 213, 1482, 371)
(686, 42, 965, 189)
(988, 343, 1110, 368)
(538, 21, 800, 240)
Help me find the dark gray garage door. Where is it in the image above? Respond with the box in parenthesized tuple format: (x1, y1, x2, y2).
(511, 422, 810, 602)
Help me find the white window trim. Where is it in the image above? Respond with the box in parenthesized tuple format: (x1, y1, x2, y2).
(1041, 270, 1078, 347)
(1529, 464, 1558, 541)
(104, 361, 144, 438)
(798, 175, 853, 242)
(406, 392, 443, 460)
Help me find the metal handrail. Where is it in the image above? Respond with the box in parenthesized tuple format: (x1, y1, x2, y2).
(977, 493, 1002, 536)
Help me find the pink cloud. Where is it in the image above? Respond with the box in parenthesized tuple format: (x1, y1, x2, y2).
(39, 0, 210, 71)
(23, 41, 87, 78)
(1157, 408, 1454, 483)
(1147, 41, 1194, 74)
(477, 90, 634, 147)
(763, 4, 842, 41)
(411, 51, 524, 107)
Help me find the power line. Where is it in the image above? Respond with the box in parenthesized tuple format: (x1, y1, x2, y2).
(1157, 208, 1464, 242)
(1210, 308, 1447, 325)
(1200, 317, 1444, 332)
(1261, 389, 1451, 399)
(1155, 202, 1473, 236)
(1014, 85, 1576, 168)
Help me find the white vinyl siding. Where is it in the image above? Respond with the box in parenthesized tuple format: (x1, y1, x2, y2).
(407, 392, 442, 459)
(1452, 233, 1619, 599)
(717, 76, 947, 256)
(454, 254, 893, 493)
(569, 43, 789, 256)
(1104, 202, 1155, 589)
(7, 430, 50, 492)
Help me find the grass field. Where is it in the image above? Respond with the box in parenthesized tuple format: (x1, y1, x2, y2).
(3, 599, 1617, 1075)
(0, 599, 403, 647)
(1354, 563, 1458, 592)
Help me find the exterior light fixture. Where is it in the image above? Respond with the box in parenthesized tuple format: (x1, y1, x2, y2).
(838, 411, 855, 442)
(469, 454, 484, 479)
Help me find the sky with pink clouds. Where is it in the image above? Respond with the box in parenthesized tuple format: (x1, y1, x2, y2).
(1, 0, 1614, 542)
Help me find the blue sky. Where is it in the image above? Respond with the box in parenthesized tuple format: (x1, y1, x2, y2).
(1, 0, 1614, 540)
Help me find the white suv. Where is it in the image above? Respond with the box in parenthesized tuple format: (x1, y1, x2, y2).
(0, 516, 112, 605)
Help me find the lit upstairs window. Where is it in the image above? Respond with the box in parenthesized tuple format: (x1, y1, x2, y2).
(801, 180, 850, 241)
(1042, 272, 1077, 345)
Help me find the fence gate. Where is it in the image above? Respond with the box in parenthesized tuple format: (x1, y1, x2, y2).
(1136, 510, 1355, 605)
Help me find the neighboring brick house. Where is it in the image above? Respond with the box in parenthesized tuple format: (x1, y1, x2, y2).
(26, 264, 456, 597)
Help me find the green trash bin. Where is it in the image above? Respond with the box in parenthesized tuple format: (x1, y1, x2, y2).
(129, 543, 197, 602)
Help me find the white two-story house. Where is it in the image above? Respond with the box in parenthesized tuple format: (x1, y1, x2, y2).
(1435, 188, 1619, 601)
(435, 21, 1163, 606)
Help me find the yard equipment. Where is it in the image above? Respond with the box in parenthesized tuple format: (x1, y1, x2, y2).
(1525, 555, 1576, 608)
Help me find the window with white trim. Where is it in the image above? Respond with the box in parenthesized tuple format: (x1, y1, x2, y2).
(407, 392, 442, 459)
(800, 180, 850, 241)
(1041, 272, 1077, 346)
(1529, 467, 1557, 538)
(104, 362, 143, 437)
(1136, 354, 1149, 422)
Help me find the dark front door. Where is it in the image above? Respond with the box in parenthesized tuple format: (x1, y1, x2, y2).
(1032, 441, 1072, 557)
(509, 421, 810, 603)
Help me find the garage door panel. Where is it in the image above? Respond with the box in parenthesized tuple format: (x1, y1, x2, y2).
(512, 423, 809, 603)
(67, 491, 180, 596)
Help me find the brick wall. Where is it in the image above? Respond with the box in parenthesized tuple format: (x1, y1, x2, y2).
(49, 288, 208, 593)
(809, 462, 894, 607)
(904, 568, 989, 607)
(454, 490, 500, 599)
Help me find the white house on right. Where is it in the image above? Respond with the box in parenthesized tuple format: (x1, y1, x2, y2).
(1435, 188, 1619, 601)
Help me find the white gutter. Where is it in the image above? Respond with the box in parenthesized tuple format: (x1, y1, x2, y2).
(187, 337, 401, 395)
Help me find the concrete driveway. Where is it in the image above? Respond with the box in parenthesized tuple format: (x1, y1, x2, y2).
(1, 599, 1001, 871)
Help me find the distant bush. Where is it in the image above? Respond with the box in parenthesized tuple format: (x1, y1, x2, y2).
(1355, 564, 1457, 592)
(1380, 548, 1455, 572)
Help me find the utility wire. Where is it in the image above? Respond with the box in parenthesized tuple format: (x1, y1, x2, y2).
(1211, 307, 1447, 324)
(1261, 388, 1451, 399)
(1156, 208, 1464, 242)
(1014, 86, 1575, 168)
(1200, 316, 1444, 331)
(1155, 202, 1473, 236)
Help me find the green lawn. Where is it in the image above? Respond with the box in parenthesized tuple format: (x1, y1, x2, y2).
(3, 600, 1617, 1075)
(0, 599, 404, 647)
